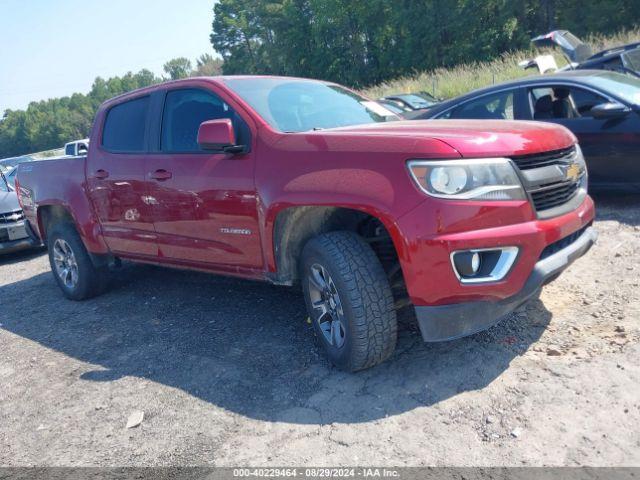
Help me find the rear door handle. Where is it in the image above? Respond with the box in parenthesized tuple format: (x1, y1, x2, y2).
(94, 169, 109, 179)
(149, 169, 172, 181)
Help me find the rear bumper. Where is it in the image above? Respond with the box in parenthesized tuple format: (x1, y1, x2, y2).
(415, 225, 597, 341)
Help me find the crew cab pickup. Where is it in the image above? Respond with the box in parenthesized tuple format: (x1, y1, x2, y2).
(16, 76, 597, 371)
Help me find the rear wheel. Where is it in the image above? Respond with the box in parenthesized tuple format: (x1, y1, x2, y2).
(301, 231, 397, 371)
(47, 223, 109, 300)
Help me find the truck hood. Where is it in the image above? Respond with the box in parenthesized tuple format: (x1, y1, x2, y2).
(326, 119, 576, 157)
(0, 191, 20, 214)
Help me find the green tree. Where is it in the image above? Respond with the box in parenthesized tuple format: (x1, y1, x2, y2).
(209, 0, 640, 87)
(0, 55, 230, 158)
(163, 57, 193, 80)
(193, 53, 224, 76)
(0, 68, 163, 157)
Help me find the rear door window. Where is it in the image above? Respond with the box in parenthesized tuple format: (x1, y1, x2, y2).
(102, 96, 150, 152)
(445, 90, 515, 120)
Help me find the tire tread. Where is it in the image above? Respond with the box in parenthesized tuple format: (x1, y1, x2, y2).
(47, 222, 109, 300)
(302, 231, 397, 371)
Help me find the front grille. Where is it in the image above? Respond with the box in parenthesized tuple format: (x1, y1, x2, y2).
(510, 146, 584, 216)
(540, 224, 590, 260)
(530, 179, 580, 211)
(0, 210, 25, 224)
(511, 146, 576, 171)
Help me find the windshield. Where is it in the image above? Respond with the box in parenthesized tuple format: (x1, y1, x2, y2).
(379, 101, 405, 114)
(418, 91, 438, 102)
(224, 78, 399, 132)
(396, 94, 434, 109)
(586, 72, 640, 106)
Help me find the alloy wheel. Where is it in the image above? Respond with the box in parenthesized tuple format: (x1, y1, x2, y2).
(308, 263, 346, 348)
(52, 239, 79, 289)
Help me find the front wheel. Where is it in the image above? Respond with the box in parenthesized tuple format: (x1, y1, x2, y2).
(47, 223, 109, 300)
(300, 231, 397, 372)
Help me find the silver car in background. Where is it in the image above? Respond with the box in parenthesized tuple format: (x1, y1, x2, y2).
(0, 169, 39, 254)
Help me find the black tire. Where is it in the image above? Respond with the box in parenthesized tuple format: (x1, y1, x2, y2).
(47, 223, 109, 300)
(300, 231, 397, 372)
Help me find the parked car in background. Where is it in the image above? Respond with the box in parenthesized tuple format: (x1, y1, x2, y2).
(379, 92, 439, 111)
(531, 30, 640, 77)
(17, 75, 595, 371)
(64, 139, 90, 156)
(411, 70, 640, 191)
(4, 166, 18, 188)
(377, 99, 411, 114)
(0, 169, 39, 254)
(0, 155, 35, 171)
(3, 157, 57, 188)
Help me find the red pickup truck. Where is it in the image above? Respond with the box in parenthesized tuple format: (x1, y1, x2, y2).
(16, 76, 596, 371)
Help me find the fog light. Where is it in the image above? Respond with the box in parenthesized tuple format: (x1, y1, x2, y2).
(453, 251, 481, 277)
(471, 252, 480, 273)
(451, 247, 519, 284)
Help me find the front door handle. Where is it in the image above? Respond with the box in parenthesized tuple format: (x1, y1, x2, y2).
(94, 169, 109, 179)
(149, 169, 172, 181)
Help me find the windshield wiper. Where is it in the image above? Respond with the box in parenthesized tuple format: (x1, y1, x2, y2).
(293, 127, 326, 133)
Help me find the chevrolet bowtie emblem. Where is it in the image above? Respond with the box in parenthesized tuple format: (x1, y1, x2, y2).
(565, 163, 581, 182)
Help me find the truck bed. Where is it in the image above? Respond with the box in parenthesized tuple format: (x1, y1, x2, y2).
(16, 155, 89, 241)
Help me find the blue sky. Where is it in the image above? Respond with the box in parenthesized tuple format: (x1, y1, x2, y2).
(0, 0, 216, 112)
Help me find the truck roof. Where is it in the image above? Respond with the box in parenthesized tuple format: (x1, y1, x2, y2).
(101, 75, 332, 108)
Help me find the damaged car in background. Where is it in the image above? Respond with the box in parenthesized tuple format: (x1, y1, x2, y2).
(0, 169, 39, 254)
(522, 29, 640, 76)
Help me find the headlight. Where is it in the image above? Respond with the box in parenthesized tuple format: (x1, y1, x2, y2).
(574, 144, 588, 189)
(407, 158, 526, 200)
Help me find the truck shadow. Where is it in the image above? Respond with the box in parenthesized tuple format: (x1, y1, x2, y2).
(0, 263, 551, 425)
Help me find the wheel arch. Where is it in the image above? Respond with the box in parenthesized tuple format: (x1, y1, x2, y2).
(37, 204, 76, 244)
(37, 203, 111, 267)
(268, 205, 408, 288)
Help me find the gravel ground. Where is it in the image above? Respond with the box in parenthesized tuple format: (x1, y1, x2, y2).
(0, 194, 639, 467)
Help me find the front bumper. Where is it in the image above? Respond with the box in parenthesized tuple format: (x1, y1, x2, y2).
(415, 225, 597, 341)
(0, 220, 41, 254)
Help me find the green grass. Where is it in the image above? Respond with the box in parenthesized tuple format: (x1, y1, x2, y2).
(32, 148, 64, 159)
(362, 28, 640, 101)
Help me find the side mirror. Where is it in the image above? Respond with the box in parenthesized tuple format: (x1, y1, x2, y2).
(591, 102, 631, 119)
(197, 119, 237, 151)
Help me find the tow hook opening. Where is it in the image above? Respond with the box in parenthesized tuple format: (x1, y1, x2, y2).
(451, 247, 519, 284)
